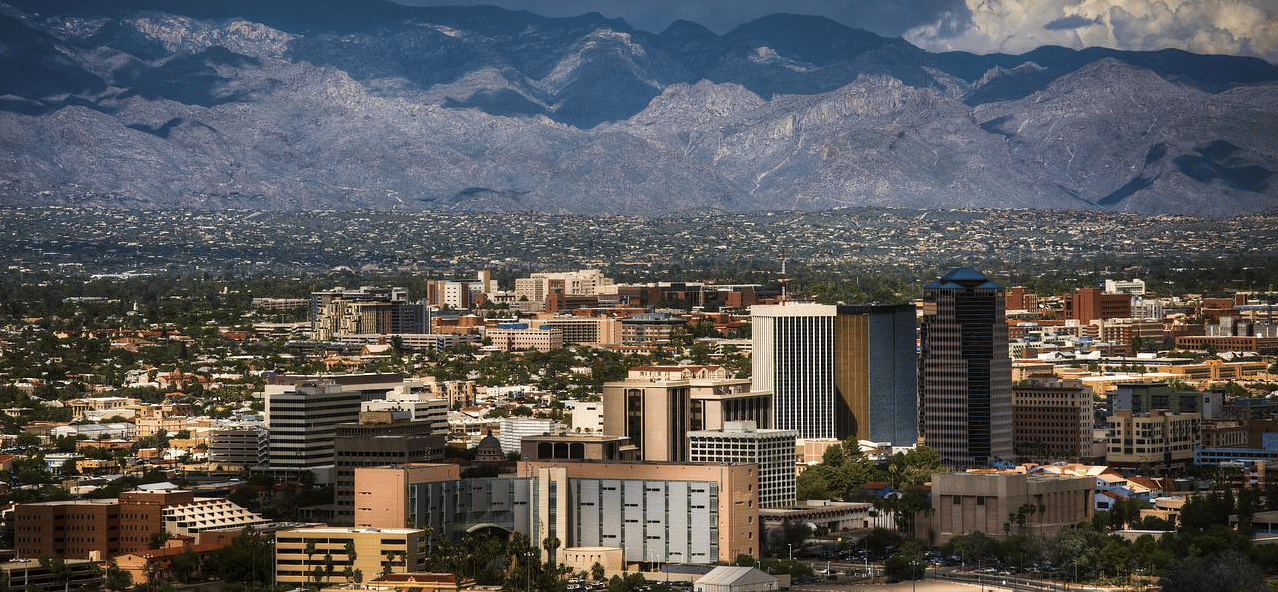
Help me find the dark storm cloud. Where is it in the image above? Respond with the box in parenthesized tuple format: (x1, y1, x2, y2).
(1043, 14, 1102, 30)
(391, 0, 967, 37)
(389, 0, 1278, 63)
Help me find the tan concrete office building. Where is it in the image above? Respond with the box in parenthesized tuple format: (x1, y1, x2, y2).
(932, 471, 1094, 544)
(353, 460, 759, 564)
(1106, 409, 1201, 469)
(603, 366, 772, 462)
(353, 464, 460, 530)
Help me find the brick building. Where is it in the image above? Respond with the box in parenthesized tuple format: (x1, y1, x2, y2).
(13, 491, 263, 560)
(1063, 288, 1131, 324)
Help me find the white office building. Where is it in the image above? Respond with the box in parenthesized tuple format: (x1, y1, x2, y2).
(263, 381, 363, 483)
(751, 303, 837, 440)
(1104, 279, 1146, 295)
(498, 417, 555, 456)
(567, 400, 604, 434)
(689, 421, 798, 508)
(363, 395, 450, 436)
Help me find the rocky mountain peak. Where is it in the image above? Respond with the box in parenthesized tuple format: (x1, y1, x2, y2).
(0, 1, 1274, 215)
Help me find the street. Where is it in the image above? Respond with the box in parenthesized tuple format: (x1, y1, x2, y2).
(790, 581, 1012, 592)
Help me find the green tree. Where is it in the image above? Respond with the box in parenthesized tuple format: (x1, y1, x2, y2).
(104, 563, 132, 592)
(203, 527, 274, 586)
(885, 445, 944, 490)
(14, 432, 41, 449)
(883, 540, 926, 582)
(344, 540, 359, 583)
(170, 548, 201, 583)
(591, 561, 606, 581)
(39, 556, 73, 592)
(1160, 550, 1265, 592)
(148, 531, 170, 549)
(796, 467, 833, 501)
(945, 531, 1003, 568)
(605, 572, 646, 592)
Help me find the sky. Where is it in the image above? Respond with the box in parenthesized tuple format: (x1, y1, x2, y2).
(393, 0, 1278, 63)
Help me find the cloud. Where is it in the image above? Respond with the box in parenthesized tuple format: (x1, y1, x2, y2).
(1044, 14, 1102, 30)
(391, 0, 966, 37)
(904, 0, 1278, 63)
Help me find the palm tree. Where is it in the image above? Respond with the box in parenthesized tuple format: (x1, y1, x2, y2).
(304, 541, 318, 586)
(542, 536, 561, 566)
(343, 541, 358, 581)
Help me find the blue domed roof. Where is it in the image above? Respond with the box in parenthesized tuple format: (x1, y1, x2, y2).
(940, 267, 988, 282)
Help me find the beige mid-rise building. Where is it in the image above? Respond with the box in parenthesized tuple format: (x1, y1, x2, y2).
(1012, 378, 1094, 462)
(1106, 409, 1200, 469)
(274, 527, 427, 586)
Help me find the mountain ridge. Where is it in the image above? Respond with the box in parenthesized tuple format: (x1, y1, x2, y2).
(0, 0, 1275, 215)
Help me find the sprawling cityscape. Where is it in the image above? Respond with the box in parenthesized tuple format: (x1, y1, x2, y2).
(1, 207, 1276, 592)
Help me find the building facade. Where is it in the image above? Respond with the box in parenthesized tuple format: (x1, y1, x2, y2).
(485, 323, 565, 352)
(520, 434, 638, 462)
(1108, 382, 1223, 419)
(833, 304, 918, 445)
(1106, 409, 1201, 469)
(751, 303, 916, 444)
(931, 471, 1095, 544)
(1012, 378, 1094, 462)
(353, 460, 760, 564)
(262, 380, 364, 483)
(919, 268, 1013, 468)
(13, 491, 263, 560)
(1063, 288, 1133, 324)
(333, 411, 447, 524)
(310, 286, 427, 340)
(207, 426, 268, 470)
(274, 527, 427, 586)
(603, 366, 772, 462)
(689, 421, 797, 508)
(751, 303, 836, 440)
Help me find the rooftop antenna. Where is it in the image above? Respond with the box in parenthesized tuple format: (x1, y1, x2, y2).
(780, 247, 788, 306)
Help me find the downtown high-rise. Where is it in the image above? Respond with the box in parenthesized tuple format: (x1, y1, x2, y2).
(751, 302, 916, 444)
(919, 267, 1013, 468)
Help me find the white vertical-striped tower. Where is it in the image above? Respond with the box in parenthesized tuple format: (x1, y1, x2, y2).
(750, 303, 838, 439)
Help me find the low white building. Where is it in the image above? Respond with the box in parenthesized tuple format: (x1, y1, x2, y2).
(50, 422, 138, 440)
(567, 400, 604, 434)
(498, 417, 554, 455)
(694, 566, 779, 592)
(162, 497, 268, 537)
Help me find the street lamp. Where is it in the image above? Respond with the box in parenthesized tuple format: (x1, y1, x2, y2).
(864, 538, 869, 578)
(788, 543, 793, 562)
(524, 550, 534, 592)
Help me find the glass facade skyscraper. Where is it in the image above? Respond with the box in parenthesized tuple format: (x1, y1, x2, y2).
(919, 267, 1013, 468)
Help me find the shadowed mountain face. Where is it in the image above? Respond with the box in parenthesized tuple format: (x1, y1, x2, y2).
(0, 0, 1276, 215)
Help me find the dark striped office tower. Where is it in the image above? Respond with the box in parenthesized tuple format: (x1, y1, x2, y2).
(919, 268, 1013, 468)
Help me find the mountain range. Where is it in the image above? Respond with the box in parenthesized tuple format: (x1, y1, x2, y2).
(1, 0, 1276, 215)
